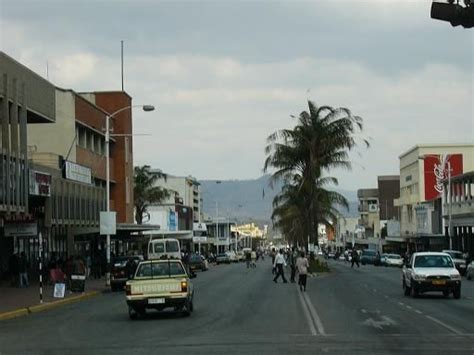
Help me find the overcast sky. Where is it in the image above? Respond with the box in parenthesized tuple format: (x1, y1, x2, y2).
(1, 0, 472, 190)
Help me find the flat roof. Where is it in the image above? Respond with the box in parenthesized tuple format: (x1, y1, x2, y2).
(399, 144, 474, 159)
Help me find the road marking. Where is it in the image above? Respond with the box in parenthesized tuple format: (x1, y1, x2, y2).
(415, 310, 423, 314)
(361, 309, 367, 314)
(405, 305, 413, 310)
(363, 316, 396, 330)
(425, 315, 462, 335)
(297, 289, 317, 336)
(384, 295, 389, 299)
(302, 292, 326, 336)
(398, 302, 405, 306)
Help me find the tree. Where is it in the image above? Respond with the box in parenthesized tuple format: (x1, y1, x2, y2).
(264, 100, 368, 246)
(134, 165, 172, 224)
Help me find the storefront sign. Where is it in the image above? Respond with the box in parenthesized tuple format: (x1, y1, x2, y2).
(4, 222, 38, 237)
(193, 236, 207, 243)
(169, 211, 177, 231)
(29, 170, 51, 197)
(64, 161, 92, 184)
(424, 154, 463, 201)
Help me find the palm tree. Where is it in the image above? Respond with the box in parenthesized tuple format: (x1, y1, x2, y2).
(134, 165, 172, 224)
(264, 100, 368, 245)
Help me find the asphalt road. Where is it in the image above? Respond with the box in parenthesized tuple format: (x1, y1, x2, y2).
(0, 259, 473, 354)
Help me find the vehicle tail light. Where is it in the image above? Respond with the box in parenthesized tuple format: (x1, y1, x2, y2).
(126, 284, 132, 295)
(181, 281, 188, 292)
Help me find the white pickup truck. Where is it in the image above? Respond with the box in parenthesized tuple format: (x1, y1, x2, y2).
(125, 259, 195, 319)
(402, 252, 462, 299)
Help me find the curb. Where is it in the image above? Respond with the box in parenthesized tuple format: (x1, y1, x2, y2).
(0, 290, 101, 321)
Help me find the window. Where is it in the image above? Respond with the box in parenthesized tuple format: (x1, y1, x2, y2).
(154, 243, 165, 253)
(166, 240, 179, 252)
(125, 137, 129, 163)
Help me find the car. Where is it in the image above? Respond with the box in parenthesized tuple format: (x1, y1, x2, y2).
(442, 250, 467, 275)
(466, 261, 474, 280)
(360, 250, 377, 265)
(188, 254, 209, 272)
(402, 252, 462, 299)
(236, 251, 245, 262)
(226, 250, 238, 263)
(111, 255, 144, 292)
(216, 253, 231, 264)
(125, 259, 195, 319)
(384, 254, 404, 268)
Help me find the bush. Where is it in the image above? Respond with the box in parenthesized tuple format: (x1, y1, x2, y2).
(308, 258, 330, 273)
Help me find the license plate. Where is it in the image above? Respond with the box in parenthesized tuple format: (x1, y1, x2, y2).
(432, 280, 446, 285)
(148, 298, 165, 304)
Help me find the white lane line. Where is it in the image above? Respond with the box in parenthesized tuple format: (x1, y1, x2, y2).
(398, 302, 405, 306)
(415, 310, 423, 314)
(297, 289, 317, 336)
(384, 295, 389, 299)
(405, 305, 413, 310)
(361, 309, 367, 314)
(302, 292, 326, 336)
(425, 315, 462, 335)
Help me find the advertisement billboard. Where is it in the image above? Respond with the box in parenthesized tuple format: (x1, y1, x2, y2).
(424, 154, 463, 201)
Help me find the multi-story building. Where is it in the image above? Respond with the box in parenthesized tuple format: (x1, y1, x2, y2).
(394, 144, 474, 251)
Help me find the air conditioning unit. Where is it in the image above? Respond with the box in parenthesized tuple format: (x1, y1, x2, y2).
(369, 204, 379, 213)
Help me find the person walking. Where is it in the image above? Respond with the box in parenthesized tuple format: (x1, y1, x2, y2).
(289, 247, 297, 283)
(351, 247, 360, 268)
(245, 250, 251, 269)
(273, 249, 288, 283)
(271, 248, 276, 275)
(18, 252, 29, 288)
(296, 252, 309, 291)
(9, 253, 19, 287)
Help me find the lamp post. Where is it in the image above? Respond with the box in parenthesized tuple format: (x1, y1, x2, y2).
(104, 104, 154, 286)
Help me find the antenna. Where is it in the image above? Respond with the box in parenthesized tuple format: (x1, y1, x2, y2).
(121, 40, 124, 91)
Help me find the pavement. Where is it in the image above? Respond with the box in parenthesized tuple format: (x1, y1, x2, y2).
(0, 259, 473, 354)
(0, 277, 108, 320)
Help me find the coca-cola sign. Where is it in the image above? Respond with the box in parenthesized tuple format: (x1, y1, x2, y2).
(423, 154, 463, 201)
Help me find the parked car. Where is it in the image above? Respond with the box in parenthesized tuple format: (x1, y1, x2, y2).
(236, 251, 245, 262)
(111, 255, 143, 292)
(442, 250, 467, 275)
(360, 250, 377, 265)
(466, 261, 474, 280)
(226, 251, 238, 263)
(188, 254, 209, 272)
(384, 254, 404, 268)
(216, 253, 231, 264)
(125, 259, 195, 319)
(402, 252, 461, 299)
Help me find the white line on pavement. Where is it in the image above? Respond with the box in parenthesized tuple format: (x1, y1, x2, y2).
(415, 310, 423, 314)
(425, 315, 462, 335)
(302, 292, 326, 336)
(297, 289, 317, 336)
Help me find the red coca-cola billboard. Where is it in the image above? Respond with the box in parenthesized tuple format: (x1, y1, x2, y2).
(424, 154, 463, 201)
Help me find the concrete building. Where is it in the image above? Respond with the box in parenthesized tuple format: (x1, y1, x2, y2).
(0, 52, 57, 273)
(442, 171, 474, 256)
(335, 217, 359, 249)
(394, 144, 474, 251)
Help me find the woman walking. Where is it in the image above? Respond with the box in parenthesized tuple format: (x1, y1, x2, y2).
(296, 252, 309, 292)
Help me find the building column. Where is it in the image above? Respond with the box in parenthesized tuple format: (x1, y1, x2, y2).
(67, 227, 75, 257)
(2, 74, 11, 208)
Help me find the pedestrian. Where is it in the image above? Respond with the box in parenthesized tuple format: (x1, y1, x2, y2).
(289, 247, 297, 283)
(351, 248, 360, 268)
(18, 252, 29, 288)
(245, 250, 251, 269)
(9, 253, 19, 287)
(273, 249, 288, 283)
(271, 248, 276, 275)
(85, 254, 92, 279)
(296, 252, 309, 291)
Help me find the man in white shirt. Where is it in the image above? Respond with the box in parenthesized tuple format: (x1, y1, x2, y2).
(273, 249, 288, 283)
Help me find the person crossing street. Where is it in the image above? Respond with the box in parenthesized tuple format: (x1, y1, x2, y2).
(273, 249, 288, 283)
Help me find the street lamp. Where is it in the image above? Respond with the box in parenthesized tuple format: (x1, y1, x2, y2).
(104, 104, 155, 286)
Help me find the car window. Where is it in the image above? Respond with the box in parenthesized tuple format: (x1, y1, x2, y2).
(135, 262, 186, 278)
(414, 255, 454, 268)
(166, 241, 179, 252)
(154, 243, 165, 253)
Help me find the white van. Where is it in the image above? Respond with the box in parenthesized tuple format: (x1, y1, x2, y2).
(148, 238, 181, 260)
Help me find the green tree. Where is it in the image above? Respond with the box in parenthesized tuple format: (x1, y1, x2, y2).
(264, 100, 368, 245)
(134, 165, 172, 224)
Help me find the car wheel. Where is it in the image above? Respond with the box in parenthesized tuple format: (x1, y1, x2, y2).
(182, 302, 191, 317)
(453, 288, 461, 299)
(128, 306, 137, 320)
(442, 290, 450, 298)
(403, 279, 411, 296)
(467, 273, 472, 281)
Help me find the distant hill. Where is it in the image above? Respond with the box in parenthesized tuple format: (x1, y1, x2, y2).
(200, 175, 358, 225)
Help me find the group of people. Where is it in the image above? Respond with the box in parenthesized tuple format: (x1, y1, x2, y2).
(8, 252, 30, 288)
(270, 248, 310, 292)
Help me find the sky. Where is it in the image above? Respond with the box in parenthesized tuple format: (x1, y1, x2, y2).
(1, 0, 473, 191)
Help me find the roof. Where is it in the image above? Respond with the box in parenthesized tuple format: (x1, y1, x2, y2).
(399, 144, 474, 159)
(412, 252, 450, 256)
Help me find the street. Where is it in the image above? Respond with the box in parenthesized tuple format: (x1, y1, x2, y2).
(1, 260, 473, 355)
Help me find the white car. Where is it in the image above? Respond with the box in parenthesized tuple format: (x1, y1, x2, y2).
(402, 252, 462, 299)
(467, 261, 474, 281)
(226, 251, 238, 262)
(442, 250, 467, 275)
(384, 254, 404, 267)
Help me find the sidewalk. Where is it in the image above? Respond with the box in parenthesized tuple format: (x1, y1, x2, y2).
(0, 277, 109, 319)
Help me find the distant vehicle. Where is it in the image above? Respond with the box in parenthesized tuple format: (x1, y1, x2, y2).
(442, 250, 467, 275)
(384, 254, 404, 268)
(466, 261, 474, 281)
(111, 255, 144, 291)
(188, 254, 208, 272)
(126, 259, 195, 319)
(236, 251, 245, 262)
(328, 252, 335, 259)
(402, 252, 461, 299)
(216, 253, 231, 264)
(226, 250, 238, 263)
(148, 238, 181, 260)
(360, 250, 377, 265)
